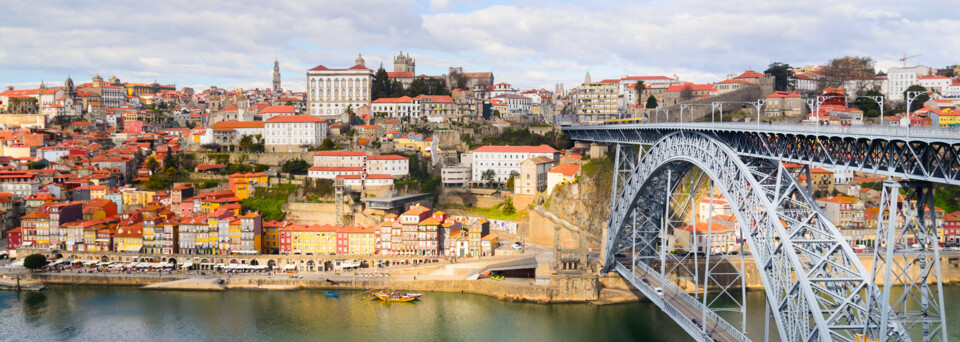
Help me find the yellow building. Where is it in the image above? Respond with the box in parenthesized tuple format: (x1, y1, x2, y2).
(201, 195, 241, 214)
(261, 221, 287, 254)
(122, 190, 156, 207)
(934, 109, 960, 127)
(281, 224, 338, 255)
(114, 223, 144, 253)
(340, 225, 377, 255)
(393, 133, 433, 156)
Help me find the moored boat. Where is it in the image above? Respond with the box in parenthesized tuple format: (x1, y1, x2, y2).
(369, 289, 421, 302)
(325, 291, 339, 297)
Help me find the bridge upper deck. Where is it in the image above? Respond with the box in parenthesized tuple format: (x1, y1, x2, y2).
(563, 122, 960, 145)
(564, 122, 960, 185)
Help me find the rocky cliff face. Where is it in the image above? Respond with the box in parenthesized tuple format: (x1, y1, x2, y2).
(543, 157, 613, 244)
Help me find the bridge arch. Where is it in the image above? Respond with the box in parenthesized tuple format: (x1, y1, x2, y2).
(606, 131, 877, 341)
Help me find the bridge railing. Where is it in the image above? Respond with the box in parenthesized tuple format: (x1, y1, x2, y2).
(569, 122, 960, 141)
(616, 261, 750, 342)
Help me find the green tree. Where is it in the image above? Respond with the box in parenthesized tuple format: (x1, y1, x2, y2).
(238, 135, 254, 151)
(27, 162, 46, 170)
(633, 80, 646, 106)
(162, 147, 179, 170)
(319, 138, 336, 150)
(372, 66, 393, 100)
(645, 95, 658, 109)
(764, 62, 795, 91)
(501, 197, 516, 215)
(506, 176, 516, 190)
(281, 158, 310, 174)
(23, 254, 47, 271)
(163, 167, 177, 178)
(145, 157, 159, 173)
(481, 169, 496, 184)
(904, 85, 929, 113)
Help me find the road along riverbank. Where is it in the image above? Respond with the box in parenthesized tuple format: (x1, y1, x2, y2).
(17, 272, 609, 304)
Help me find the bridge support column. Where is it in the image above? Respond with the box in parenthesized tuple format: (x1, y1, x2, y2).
(603, 143, 637, 272)
(869, 179, 947, 341)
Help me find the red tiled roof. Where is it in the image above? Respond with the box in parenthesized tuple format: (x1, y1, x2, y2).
(735, 70, 765, 79)
(336, 174, 393, 179)
(367, 154, 407, 160)
(308, 166, 363, 172)
(767, 91, 801, 98)
(372, 96, 415, 104)
(474, 145, 558, 153)
(548, 163, 580, 176)
(212, 120, 264, 129)
(265, 115, 324, 123)
(259, 105, 295, 114)
(314, 151, 366, 157)
(387, 72, 413, 78)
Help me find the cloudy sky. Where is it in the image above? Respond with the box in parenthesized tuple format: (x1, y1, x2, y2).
(1, 0, 957, 92)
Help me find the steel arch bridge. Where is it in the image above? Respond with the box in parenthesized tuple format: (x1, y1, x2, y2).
(562, 123, 958, 342)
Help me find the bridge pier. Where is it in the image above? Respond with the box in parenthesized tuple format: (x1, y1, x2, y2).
(868, 179, 948, 341)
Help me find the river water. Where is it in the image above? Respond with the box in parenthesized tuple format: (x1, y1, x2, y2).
(0, 286, 957, 341)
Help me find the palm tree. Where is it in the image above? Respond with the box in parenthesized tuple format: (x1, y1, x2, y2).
(238, 135, 253, 151)
(634, 80, 646, 106)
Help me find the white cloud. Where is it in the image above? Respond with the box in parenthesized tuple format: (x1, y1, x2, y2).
(1, 0, 958, 92)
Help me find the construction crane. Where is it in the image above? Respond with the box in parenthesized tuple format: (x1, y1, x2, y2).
(900, 53, 922, 67)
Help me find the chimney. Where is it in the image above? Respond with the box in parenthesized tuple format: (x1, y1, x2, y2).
(6, 86, 12, 91)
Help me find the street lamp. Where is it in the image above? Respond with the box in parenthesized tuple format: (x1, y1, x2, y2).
(711, 102, 723, 123)
(680, 104, 691, 123)
(905, 91, 926, 137)
(753, 99, 765, 128)
(857, 95, 885, 127)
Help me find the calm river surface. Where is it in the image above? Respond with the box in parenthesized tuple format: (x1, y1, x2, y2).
(0, 285, 958, 341)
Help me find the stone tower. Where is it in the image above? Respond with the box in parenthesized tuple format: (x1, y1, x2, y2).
(355, 53, 365, 67)
(584, 72, 592, 84)
(394, 52, 415, 74)
(272, 59, 281, 91)
(64, 75, 75, 95)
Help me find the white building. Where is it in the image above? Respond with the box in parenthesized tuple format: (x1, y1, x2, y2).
(264, 115, 328, 152)
(441, 165, 471, 187)
(886, 66, 931, 101)
(493, 94, 532, 116)
(307, 166, 363, 179)
(366, 155, 409, 178)
(337, 174, 393, 190)
(488, 82, 517, 98)
(371, 96, 422, 119)
(0, 171, 40, 198)
(306, 55, 374, 118)
(309, 152, 409, 179)
(546, 164, 580, 195)
(471, 145, 559, 184)
(944, 79, 960, 98)
(312, 151, 367, 168)
(918, 75, 952, 94)
(99, 85, 126, 108)
(833, 169, 855, 185)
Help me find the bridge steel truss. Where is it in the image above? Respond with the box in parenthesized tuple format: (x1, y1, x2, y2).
(569, 123, 956, 341)
(602, 131, 888, 342)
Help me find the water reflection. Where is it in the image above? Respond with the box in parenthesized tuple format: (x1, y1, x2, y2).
(0, 286, 956, 341)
